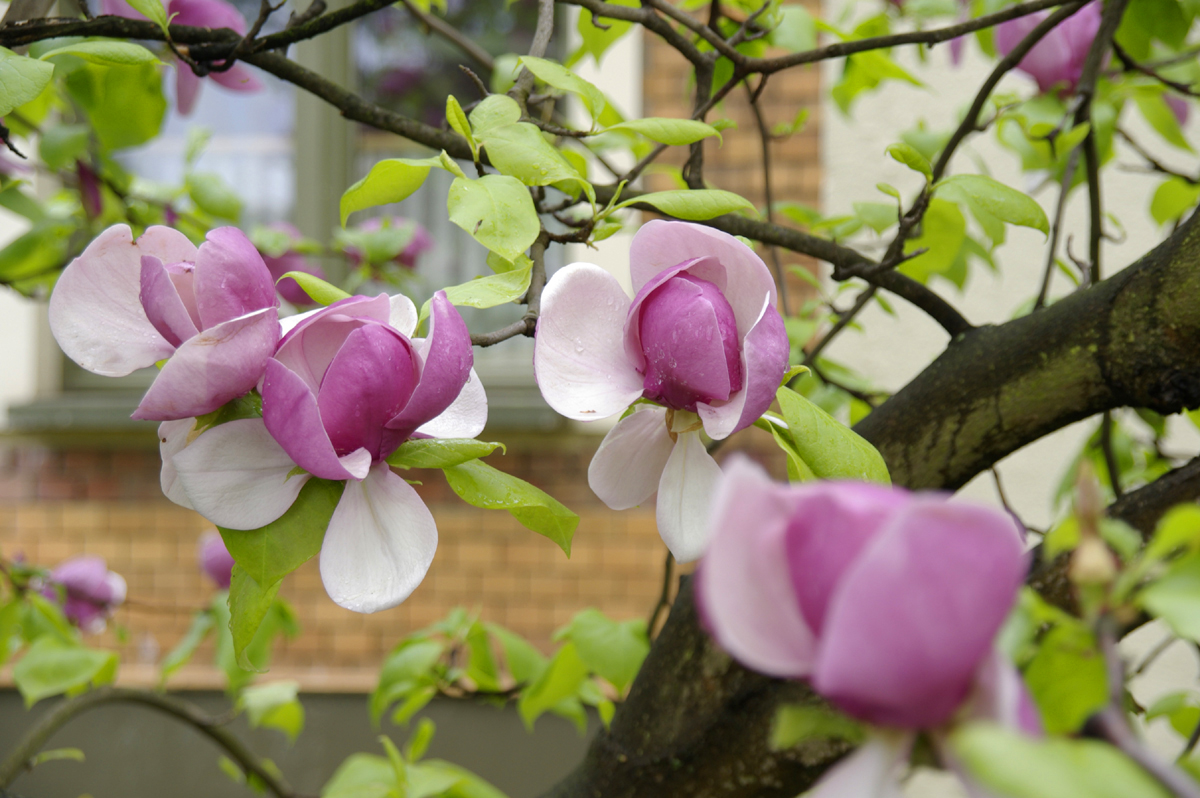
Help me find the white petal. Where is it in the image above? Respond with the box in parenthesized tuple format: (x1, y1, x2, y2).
(339, 448, 373, 480)
(173, 418, 309, 530)
(802, 733, 912, 798)
(655, 430, 722, 562)
(588, 405, 673, 510)
(48, 224, 175, 376)
(533, 262, 643, 420)
(416, 368, 487, 439)
(279, 304, 323, 336)
(158, 418, 196, 509)
(105, 571, 127, 606)
(389, 293, 419, 336)
(319, 462, 437, 613)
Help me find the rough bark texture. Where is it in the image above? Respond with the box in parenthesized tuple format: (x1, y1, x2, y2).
(541, 214, 1200, 798)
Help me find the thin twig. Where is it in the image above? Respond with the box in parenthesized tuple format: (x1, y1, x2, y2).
(745, 79, 789, 315)
(1112, 40, 1200, 98)
(402, 0, 494, 72)
(1133, 634, 1177, 677)
(647, 549, 675, 638)
(511, 0, 555, 110)
(470, 232, 549, 347)
(802, 285, 876, 368)
(1035, 147, 1081, 309)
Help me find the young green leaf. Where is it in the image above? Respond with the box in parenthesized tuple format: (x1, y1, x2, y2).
(240, 680, 306, 742)
(886, 142, 933, 181)
(1150, 176, 1200, 226)
(771, 705, 865, 750)
(1140, 553, 1200, 642)
(446, 174, 540, 262)
(617, 189, 756, 220)
(387, 438, 505, 469)
(340, 157, 443, 226)
(555, 609, 648, 692)
(418, 261, 533, 324)
(443, 460, 578, 555)
(13, 638, 118, 706)
(468, 94, 522, 133)
(276, 271, 350, 306)
(0, 48, 55, 117)
(477, 122, 592, 199)
(187, 172, 243, 221)
(518, 56, 607, 120)
(124, 0, 169, 31)
(775, 387, 890, 483)
(226, 566, 282, 672)
(604, 118, 721, 146)
(39, 41, 161, 66)
(517, 642, 589, 729)
(445, 95, 477, 160)
(935, 174, 1049, 235)
(159, 609, 215, 686)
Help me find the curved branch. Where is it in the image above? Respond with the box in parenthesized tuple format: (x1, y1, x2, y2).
(0, 687, 295, 798)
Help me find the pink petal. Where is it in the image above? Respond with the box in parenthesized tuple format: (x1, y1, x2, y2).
(415, 367, 487, 439)
(168, 0, 247, 32)
(803, 733, 911, 798)
(962, 647, 1043, 735)
(261, 359, 370, 481)
(138, 225, 200, 265)
(629, 220, 777, 339)
(132, 307, 280, 421)
(696, 294, 789, 439)
(318, 324, 418, 461)
(173, 417, 310, 529)
(101, 0, 143, 18)
(813, 498, 1028, 728)
(782, 481, 913, 635)
(622, 256, 726, 373)
(140, 255, 199, 347)
(533, 262, 643, 420)
(275, 294, 392, 390)
(209, 63, 263, 93)
(655, 429, 723, 563)
(49, 225, 174, 377)
(158, 418, 196, 509)
(319, 462, 438, 613)
(385, 292, 473, 439)
(695, 456, 816, 678)
(175, 64, 202, 116)
(198, 529, 236, 589)
(193, 227, 278, 330)
(587, 405, 673, 510)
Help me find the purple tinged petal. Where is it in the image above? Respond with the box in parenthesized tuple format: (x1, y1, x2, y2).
(415, 367, 487, 439)
(138, 225, 201, 265)
(812, 498, 1028, 728)
(175, 64, 202, 116)
(398, 223, 433, 268)
(384, 291, 473, 441)
(46, 556, 126, 632)
(262, 359, 366, 480)
(49, 225, 175, 377)
(802, 733, 912, 798)
(101, 0, 143, 17)
(78, 161, 102, 219)
(962, 648, 1043, 735)
(319, 462, 438, 613)
(697, 295, 790, 439)
(173, 417, 311, 529)
(193, 227, 278, 330)
(140, 255, 199, 347)
(275, 294, 392, 388)
(198, 530, 235, 589)
(656, 429, 723, 563)
(995, 3, 1100, 93)
(1167, 95, 1189, 126)
(318, 324, 418, 460)
(132, 307, 280, 421)
(533, 262, 644, 420)
(696, 456, 817, 678)
(587, 405, 674, 510)
(623, 256, 723, 372)
(168, 0, 248, 32)
(208, 64, 263, 93)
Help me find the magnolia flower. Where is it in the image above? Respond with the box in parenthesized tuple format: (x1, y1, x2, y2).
(257, 222, 328, 305)
(533, 220, 789, 561)
(198, 530, 235, 589)
(49, 224, 281, 421)
(995, 1, 1101, 94)
(345, 216, 434, 270)
(41, 556, 127, 634)
(170, 291, 487, 613)
(697, 458, 1035, 796)
(101, 0, 263, 115)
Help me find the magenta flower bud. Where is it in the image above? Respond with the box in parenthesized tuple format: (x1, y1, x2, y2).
(49, 225, 281, 422)
(197, 530, 235, 589)
(995, 1, 1101, 94)
(634, 272, 743, 412)
(77, 161, 102, 220)
(42, 556, 126, 634)
(1167, 95, 1189, 127)
(697, 458, 1029, 730)
(257, 222, 328, 306)
(398, 223, 433, 269)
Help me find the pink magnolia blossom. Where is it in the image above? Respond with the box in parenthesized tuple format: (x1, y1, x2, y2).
(49, 224, 281, 421)
(533, 220, 789, 561)
(41, 556, 127, 634)
(258, 222, 328, 305)
(696, 458, 1037, 797)
(995, 1, 1101, 94)
(345, 216, 434, 269)
(170, 291, 487, 613)
(198, 529, 235, 589)
(101, 0, 263, 115)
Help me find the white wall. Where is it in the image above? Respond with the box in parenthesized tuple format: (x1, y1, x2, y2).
(0, 198, 45, 429)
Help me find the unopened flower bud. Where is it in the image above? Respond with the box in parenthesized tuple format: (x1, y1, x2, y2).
(1069, 536, 1118, 586)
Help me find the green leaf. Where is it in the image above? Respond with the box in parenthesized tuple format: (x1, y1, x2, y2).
(0, 600, 23, 668)
(219, 477, 345, 589)
(123, 0, 169, 31)
(446, 95, 477, 160)
(770, 704, 865, 750)
(574, 0, 637, 64)
(1141, 553, 1200, 642)
(38, 124, 90, 171)
(340, 157, 442, 227)
(65, 61, 166, 150)
(465, 622, 500, 691)
(468, 94, 522, 134)
(159, 609, 215, 686)
(886, 142, 932, 181)
(420, 261, 532, 323)
(1134, 87, 1194, 152)
(1023, 622, 1107, 734)
(775, 387, 890, 483)
(240, 680, 306, 742)
(13, 638, 118, 706)
(951, 723, 1171, 798)
(1144, 504, 1200, 562)
(40, 40, 161, 66)
(387, 438, 505, 469)
(0, 48, 55, 117)
(477, 122, 591, 198)
(605, 118, 721, 146)
(518, 56, 606, 120)
(764, 417, 817, 481)
(768, 5, 817, 52)
(852, 201, 897, 233)
(322, 753, 398, 798)
(1150, 177, 1200, 226)
(936, 174, 1049, 234)
(900, 197, 966, 284)
(227, 567, 283, 673)
(187, 172, 243, 221)
(518, 642, 588, 729)
(833, 50, 922, 113)
(555, 609, 648, 691)
(443, 460, 578, 555)
(278, 271, 351, 306)
(446, 174, 540, 262)
(371, 638, 445, 723)
(618, 189, 756, 220)
(486, 623, 547, 684)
